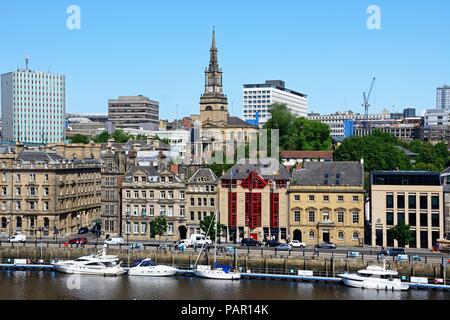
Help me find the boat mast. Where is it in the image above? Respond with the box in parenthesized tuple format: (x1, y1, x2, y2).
(214, 210, 217, 267)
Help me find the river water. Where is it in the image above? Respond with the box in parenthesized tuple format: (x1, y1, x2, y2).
(0, 271, 449, 300)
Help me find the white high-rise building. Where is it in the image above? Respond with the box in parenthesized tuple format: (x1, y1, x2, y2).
(437, 85, 450, 109)
(243, 80, 308, 124)
(1, 66, 65, 144)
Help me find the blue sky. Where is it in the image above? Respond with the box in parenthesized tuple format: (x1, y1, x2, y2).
(0, 0, 449, 120)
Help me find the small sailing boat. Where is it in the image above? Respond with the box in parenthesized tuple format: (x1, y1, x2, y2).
(193, 211, 241, 280)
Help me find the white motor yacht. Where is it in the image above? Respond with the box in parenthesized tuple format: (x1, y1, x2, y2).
(193, 265, 241, 280)
(128, 258, 179, 277)
(52, 248, 126, 277)
(338, 262, 409, 291)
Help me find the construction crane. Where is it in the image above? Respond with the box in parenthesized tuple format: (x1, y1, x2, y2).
(363, 77, 376, 127)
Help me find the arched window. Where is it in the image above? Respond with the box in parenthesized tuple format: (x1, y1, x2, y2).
(44, 218, 50, 229)
(220, 106, 225, 111)
(338, 231, 345, 241)
(309, 231, 315, 240)
(352, 232, 359, 241)
(205, 106, 213, 112)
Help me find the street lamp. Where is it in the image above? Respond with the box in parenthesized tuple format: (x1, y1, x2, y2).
(126, 215, 130, 246)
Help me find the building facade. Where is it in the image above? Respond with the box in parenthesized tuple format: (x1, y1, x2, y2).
(185, 168, 219, 239)
(108, 96, 159, 130)
(243, 80, 308, 124)
(370, 171, 444, 249)
(219, 158, 291, 243)
(0, 143, 101, 239)
(121, 165, 187, 242)
(288, 162, 365, 246)
(1, 68, 65, 144)
(437, 85, 450, 110)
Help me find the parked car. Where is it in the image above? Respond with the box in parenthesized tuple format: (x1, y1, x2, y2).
(347, 251, 360, 258)
(190, 234, 213, 247)
(266, 240, 280, 247)
(397, 254, 409, 262)
(7, 235, 27, 243)
(381, 247, 405, 257)
(241, 238, 262, 247)
(275, 244, 292, 251)
(410, 255, 423, 262)
(129, 243, 144, 250)
(104, 237, 125, 245)
(289, 240, 306, 248)
(69, 237, 88, 245)
(78, 227, 89, 235)
(177, 239, 193, 248)
(316, 243, 336, 249)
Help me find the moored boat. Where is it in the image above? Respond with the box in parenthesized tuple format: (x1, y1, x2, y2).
(128, 258, 179, 277)
(338, 262, 409, 291)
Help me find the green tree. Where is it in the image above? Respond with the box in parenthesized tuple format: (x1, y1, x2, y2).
(264, 103, 331, 151)
(93, 131, 110, 143)
(70, 134, 90, 144)
(112, 129, 133, 143)
(334, 130, 411, 172)
(200, 214, 225, 242)
(151, 216, 168, 244)
(390, 221, 414, 248)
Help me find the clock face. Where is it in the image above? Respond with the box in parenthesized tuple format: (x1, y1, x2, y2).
(209, 87, 213, 93)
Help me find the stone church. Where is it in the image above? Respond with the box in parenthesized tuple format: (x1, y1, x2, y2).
(197, 30, 259, 162)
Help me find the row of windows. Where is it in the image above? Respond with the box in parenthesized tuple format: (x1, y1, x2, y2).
(125, 205, 185, 217)
(293, 211, 360, 224)
(294, 194, 360, 203)
(386, 194, 440, 210)
(386, 212, 440, 227)
(1, 173, 49, 182)
(0, 217, 51, 229)
(125, 221, 174, 236)
(125, 190, 185, 200)
(1, 186, 50, 197)
(189, 197, 215, 207)
(1, 200, 49, 211)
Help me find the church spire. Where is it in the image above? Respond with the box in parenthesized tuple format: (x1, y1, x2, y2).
(209, 27, 219, 70)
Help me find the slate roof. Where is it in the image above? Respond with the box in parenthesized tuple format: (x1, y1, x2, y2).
(17, 151, 65, 162)
(227, 116, 258, 128)
(125, 165, 159, 177)
(221, 158, 291, 181)
(291, 161, 364, 186)
(281, 150, 334, 160)
(188, 168, 219, 185)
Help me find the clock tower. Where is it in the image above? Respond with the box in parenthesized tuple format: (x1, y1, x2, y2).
(200, 29, 229, 126)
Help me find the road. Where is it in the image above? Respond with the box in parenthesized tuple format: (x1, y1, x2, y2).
(0, 233, 448, 265)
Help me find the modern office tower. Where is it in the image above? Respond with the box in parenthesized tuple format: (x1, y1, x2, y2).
(243, 80, 308, 125)
(437, 85, 450, 109)
(403, 108, 416, 118)
(1, 66, 66, 144)
(108, 96, 159, 130)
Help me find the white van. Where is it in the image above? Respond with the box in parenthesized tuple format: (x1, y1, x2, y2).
(8, 235, 27, 243)
(190, 234, 212, 247)
(104, 237, 125, 245)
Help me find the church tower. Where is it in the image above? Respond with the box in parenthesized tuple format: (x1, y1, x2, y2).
(200, 29, 229, 126)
